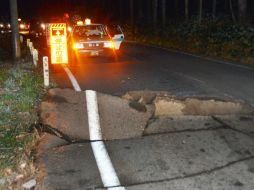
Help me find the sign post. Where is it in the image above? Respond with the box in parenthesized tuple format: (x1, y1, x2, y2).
(49, 23, 68, 64)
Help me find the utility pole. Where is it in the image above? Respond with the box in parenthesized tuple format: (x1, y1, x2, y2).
(9, 0, 21, 60)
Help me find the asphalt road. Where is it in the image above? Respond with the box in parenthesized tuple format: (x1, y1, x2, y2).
(37, 41, 254, 190)
(51, 42, 254, 105)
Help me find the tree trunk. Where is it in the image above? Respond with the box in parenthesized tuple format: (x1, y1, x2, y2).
(212, 0, 217, 19)
(238, 0, 247, 23)
(152, 0, 158, 28)
(162, 0, 166, 27)
(229, 0, 236, 22)
(145, 0, 151, 24)
(138, 0, 143, 21)
(119, 0, 124, 23)
(130, 0, 134, 26)
(198, 0, 203, 24)
(174, 0, 178, 17)
(185, 0, 189, 20)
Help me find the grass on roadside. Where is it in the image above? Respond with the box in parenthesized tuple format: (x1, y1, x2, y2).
(0, 61, 44, 185)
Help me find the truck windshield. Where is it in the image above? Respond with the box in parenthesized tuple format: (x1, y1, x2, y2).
(73, 25, 107, 38)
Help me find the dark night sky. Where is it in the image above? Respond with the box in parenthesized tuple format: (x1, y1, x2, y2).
(0, 0, 101, 21)
(1, 0, 251, 24)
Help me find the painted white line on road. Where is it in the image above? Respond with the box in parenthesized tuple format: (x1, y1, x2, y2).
(86, 90, 125, 189)
(86, 90, 102, 141)
(63, 66, 82, 92)
(63, 66, 125, 189)
(127, 41, 254, 71)
(107, 187, 126, 190)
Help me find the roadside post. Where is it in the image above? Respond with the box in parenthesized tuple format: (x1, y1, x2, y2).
(43, 56, 49, 87)
(29, 42, 33, 55)
(48, 23, 68, 65)
(32, 49, 38, 66)
(20, 35, 23, 43)
(26, 39, 30, 47)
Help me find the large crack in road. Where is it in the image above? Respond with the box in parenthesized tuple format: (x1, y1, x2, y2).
(34, 88, 254, 189)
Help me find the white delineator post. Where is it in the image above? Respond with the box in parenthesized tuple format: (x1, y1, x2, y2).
(26, 39, 30, 47)
(43, 56, 49, 87)
(20, 35, 23, 43)
(32, 49, 38, 66)
(29, 42, 34, 55)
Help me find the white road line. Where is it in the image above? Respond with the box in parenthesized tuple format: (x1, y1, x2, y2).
(63, 66, 82, 92)
(86, 90, 125, 189)
(63, 65, 125, 190)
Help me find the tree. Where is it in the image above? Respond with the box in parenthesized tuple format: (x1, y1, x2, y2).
(119, 0, 124, 23)
(162, 0, 166, 27)
(229, 0, 236, 22)
(212, 0, 217, 19)
(145, 0, 151, 24)
(130, 0, 134, 26)
(174, 0, 178, 17)
(138, 0, 144, 21)
(198, 0, 203, 24)
(185, 0, 189, 20)
(238, 0, 247, 22)
(152, 0, 158, 28)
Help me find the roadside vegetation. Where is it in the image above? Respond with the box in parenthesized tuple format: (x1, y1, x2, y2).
(0, 55, 44, 188)
(125, 17, 254, 65)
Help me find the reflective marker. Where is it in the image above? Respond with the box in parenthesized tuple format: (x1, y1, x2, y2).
(33, 49, 38, 66)
(29, 42, 33, 55)
(26, 38, 30, 47)
(43, 56, 49, 87)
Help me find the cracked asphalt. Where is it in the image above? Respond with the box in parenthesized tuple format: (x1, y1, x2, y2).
(36, 42, 254, 189)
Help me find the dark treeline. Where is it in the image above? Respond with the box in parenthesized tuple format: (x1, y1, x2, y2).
(95, 0, 254, 26)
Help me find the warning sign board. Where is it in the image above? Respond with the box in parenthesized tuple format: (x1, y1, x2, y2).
(49, 23, 68, 64)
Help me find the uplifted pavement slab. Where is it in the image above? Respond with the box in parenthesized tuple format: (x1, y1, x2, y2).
(97, 93, 153, 140)
(40, 89, 154, 141)
(39, 143, 103, 190)
(144, 116, 222, 135)
(214, 115, 254, 137)
(122, 91, 170, 104)
(154, 96, 254, 117)
(105, 129, 254, 186)
(40, 88, 89, 141)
